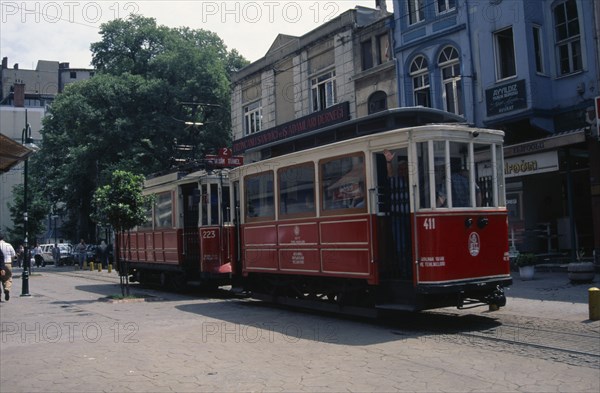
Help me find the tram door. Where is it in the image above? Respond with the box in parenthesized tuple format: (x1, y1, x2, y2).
(181, 184, 201, 275)
(376, 148, 413, 281)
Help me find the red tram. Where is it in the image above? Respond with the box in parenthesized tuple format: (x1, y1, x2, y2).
(228, 118, 511, 312)
(120, 168, 235, 289)
(120, 108, 511, 313)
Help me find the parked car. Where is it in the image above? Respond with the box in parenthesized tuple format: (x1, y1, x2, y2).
(38, 243, 73, 266)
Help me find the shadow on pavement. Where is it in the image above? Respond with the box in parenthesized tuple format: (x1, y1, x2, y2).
(176, 298, 502, 346)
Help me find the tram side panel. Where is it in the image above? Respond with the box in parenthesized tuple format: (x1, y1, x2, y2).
(242, 215, 377, 284)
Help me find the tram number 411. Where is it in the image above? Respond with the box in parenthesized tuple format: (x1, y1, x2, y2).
(423, 218, 436, 230)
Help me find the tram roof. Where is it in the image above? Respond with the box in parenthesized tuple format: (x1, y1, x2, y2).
(244, 106, 466, 157)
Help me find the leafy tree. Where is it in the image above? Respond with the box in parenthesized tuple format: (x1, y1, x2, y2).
(92, 170, 152, 295)
(6, 171, 50, 247)
(34, 15, 248, 242)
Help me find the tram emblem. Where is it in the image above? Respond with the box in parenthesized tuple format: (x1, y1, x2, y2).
(293, 225, 300, 237)
(468, 232, 480, 256)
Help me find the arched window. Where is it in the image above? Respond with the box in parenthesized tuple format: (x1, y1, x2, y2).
(410, 56, 430, 107)
(368, 91, 388, 114)
(438, 46, 463, 115)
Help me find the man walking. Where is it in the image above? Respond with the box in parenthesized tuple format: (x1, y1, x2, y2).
(0, 232, 15, 301)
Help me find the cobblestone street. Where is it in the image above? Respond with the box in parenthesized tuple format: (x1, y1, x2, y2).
(1, 268, 599, 392)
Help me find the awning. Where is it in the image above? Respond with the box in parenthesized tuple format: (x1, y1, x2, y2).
(0, 133, 33, 173)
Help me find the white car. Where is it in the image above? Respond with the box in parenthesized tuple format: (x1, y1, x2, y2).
(37, 243, 73, 266)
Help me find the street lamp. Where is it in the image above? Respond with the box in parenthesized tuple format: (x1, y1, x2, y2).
(21, 110, 39, 297)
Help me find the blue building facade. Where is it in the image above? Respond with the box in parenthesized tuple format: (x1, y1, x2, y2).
(393, 0, 600, 260)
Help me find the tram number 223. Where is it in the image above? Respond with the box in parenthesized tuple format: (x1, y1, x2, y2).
(423, 218, 436, 230)
(202, 230, 217, 239)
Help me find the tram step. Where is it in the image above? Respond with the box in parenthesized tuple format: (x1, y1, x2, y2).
(375, 303, 417, 312)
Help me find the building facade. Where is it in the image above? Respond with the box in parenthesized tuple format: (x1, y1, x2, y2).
(393, 0, 599, 260)
(0, 58, 94, 241)
(230, 5, 395, 163)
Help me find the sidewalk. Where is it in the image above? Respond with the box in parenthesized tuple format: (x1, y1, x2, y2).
(483, 270, 598, 322)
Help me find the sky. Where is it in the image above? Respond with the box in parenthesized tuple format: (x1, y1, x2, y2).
(1, 1, 393, 69)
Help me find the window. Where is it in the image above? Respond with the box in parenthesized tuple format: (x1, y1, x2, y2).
(410, 56, 431, 107)
(279, 164, 315, 218)
(69, 71, 76, 79)
(553, 0, 582, 75)
(532, 25, 545, 74)
(376, 33, 390, 65)
(417, 140, 500, 210)
(311, 70, 336, 112)
(494, 27, 516, 80)
(245, 172, 274, 221)
(436, 0, 456, 14)
(408, 0, 425, 25)
(362, 33, 390, 71)
(244, 101, 262, 135)
(438, 46, 463, 115)
(368, 91, 388, 114)
(320, 153, 366, 213)
(361, 40, 373, 71)
(154, 192, 173, 228)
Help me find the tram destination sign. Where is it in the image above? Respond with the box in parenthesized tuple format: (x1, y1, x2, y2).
(485, 79, 527, 117)
(233, 102, 350, 154)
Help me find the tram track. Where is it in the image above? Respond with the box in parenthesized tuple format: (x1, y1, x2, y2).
(458, 323, 600, 359)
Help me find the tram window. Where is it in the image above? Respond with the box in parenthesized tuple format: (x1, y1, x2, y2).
(245, 172, 274, 221)
(201, 184, 208, 226)
(154, 192, 173, 228)
(222, 185, 231, 222)
(416, 142, 431, 209)
(320, 153, 366, 213)
(279, 163, 315, 218)
(138, 203, 153, 230)
(474, 143, 503, 207)
(433, 141, 448, 207)
(210, 184, 219, 225)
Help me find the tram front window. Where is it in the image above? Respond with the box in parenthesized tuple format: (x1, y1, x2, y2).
(418, 140, 500, 209)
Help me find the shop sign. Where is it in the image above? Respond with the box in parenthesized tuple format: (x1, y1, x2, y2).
(504, 151, 558, 178)
(232, 102, 350, 154)
(485, 79, 527, 117)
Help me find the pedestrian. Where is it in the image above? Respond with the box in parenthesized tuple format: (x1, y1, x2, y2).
(52, 244, 61, 267)
(97, 240, 109, 269)
(32, 243, 42, 268)
(0, 232, 15, 301)
(16, 244, 24, 268)
(75, 239, 87, 269)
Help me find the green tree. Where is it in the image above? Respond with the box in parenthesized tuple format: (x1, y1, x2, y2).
(6, 174, 50, 247)
(35, 15, 247, 242)
(92, 170, 152, 295)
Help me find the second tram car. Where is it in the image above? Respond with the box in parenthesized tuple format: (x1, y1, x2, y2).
(228, 121, 511, 312)
(120, 168, 235, 289)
